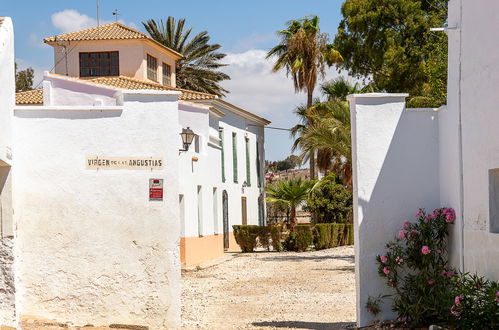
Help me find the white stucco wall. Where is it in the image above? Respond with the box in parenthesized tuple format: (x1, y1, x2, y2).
(349, 94, 441, 326)
(0, 17, 14, 166)
(449, 0, 499, 280)
(13, 88, 181, 328)
(0, 17, 16, 327)
(53, 39, 176, 86)
(178, 102, 266, 239)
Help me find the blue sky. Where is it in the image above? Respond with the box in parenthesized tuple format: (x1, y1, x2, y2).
(0, 0, 346, 161)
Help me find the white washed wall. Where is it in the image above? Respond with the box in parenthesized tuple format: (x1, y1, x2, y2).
(178, 103, 265, 239)
(349, 94, 441, 326)
(0, 17, 16, 327)
(450, 0, 499, 280)
(0, 17, 14, 166)
(13, 90, 181, 328)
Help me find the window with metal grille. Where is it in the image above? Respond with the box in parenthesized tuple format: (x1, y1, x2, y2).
(245, 137, 251, 186)
(219, 128, 226, 182)
(232, 132, 238, 183)
(162, 63, 171, 86)
(79, 51, 119, 77)
(256, 140, 262, 187)
(147, 54, 157, 81)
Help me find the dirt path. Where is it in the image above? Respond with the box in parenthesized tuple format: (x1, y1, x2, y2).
(181, 245, 356, 329)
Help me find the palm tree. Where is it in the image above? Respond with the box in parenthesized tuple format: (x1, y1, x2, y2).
(267, 16, 343, 179)
(299, 101, 352, 186)
(292, 77, 363, 186)
(143, 17, 230, 96)
(266, 178, 314, 231)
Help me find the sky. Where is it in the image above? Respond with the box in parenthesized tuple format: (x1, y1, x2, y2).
(0, 0, 348, 161)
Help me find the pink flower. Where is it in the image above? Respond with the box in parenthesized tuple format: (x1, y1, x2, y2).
(436, 249, 442, 254)
(383, 267, 390, 275)
(455, 295, 462, 306)
(398, 230, 407, 239)
(442, 270, 455, 277)
(442, 208, 456, 223)
(380, 255, 388, 264)
(421, 246, 431, 255)
(416, 208, 424, 217)
(451, 305, 461, 317)
(403, 221, 411, 230)
(367, 307, 373, 313)
(428, 279, 435, 285)
(395, 256, 404, 265)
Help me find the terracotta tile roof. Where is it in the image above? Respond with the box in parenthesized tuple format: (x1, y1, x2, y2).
(43, 22, 183, 59)
(16, 89, 43, 105)
(86, 76, 216, 100)
(15, 75, 216, 105)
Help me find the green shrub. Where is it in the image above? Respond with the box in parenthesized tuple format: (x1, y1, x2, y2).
(256, 226, 271, 251)
(270, 225, 283, 252)
(232, 225, 259, 252)
(283, 232, 297, 251)
(314, 223, 332, 250)
(450, 272, 499, 329)
(305, 173, 353, 223)
(295, 225, 313, 252)
(347, 224, 354, 245)
(336, 224, 345, 246)
(330, 224, 339, 247)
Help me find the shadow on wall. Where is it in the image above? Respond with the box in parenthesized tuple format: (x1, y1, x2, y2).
(252, 321, 356, 329)
(356, 104, 440, 324)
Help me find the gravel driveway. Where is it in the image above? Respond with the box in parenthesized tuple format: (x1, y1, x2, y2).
(182, 245, 356, 329)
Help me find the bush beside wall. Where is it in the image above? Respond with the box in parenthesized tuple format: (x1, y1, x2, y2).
(314, 224, 332, 250)
(295, 225, 314, 251)
(233, 225, 259, 252)
(270, 225, 283, 252)
(233, 224, 354, 253)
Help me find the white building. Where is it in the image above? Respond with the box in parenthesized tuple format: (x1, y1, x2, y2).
(0, 21, 269, 328)
(350, 0, 499, 326)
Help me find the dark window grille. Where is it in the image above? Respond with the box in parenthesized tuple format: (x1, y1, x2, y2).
(162, 63, 171, 86)
(147, 54, 157, 81)
(79, 51, 119, 77)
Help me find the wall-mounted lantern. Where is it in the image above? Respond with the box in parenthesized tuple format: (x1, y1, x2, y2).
(179, 127, 196, 152)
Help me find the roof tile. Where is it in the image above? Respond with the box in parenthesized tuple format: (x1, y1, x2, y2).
(15, 75, 216, 105)
(44, 22, 183, 59)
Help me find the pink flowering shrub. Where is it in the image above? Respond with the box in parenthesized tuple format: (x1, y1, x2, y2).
(369, 208, 456, 326)
(367, 207, 499, 328)
(449, 273, 499, 328)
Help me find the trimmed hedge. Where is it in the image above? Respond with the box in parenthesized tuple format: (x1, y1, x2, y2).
(256, 226, 271, 251)
(295, 225, 313, 251)
(314, 224, 332, 250)
(270, 225, 283, 252)
(313, 223, 354, 249)
(233, 223, 354, 253)
(233, 225, 259, 252)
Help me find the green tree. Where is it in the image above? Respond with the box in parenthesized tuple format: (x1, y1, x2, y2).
(15, 62, 34, 93)
(292, 78, 359, 185)
(298, 100, 352, 185)
(143, 17, 230, 96)
(266, 178, 313, 231)
(267, 16, 343, 179)
(334, 0, 448, 107)
(305, 173, 352, 223)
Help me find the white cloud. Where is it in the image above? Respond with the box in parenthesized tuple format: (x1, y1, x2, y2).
(51, 9, 101, 33)
(51, 9, 137, 34)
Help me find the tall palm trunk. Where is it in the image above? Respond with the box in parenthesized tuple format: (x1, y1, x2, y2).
(307, 89, 316, 179)
(289, 206, 297, 231)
